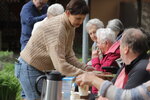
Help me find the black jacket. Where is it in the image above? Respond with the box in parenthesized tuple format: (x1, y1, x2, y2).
(112, 53, 150, 89)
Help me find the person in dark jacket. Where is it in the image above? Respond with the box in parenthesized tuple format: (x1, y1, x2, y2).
(19, 0, 48, 100)
(20, 0, 48, 50)
(112, 28, 150, 89)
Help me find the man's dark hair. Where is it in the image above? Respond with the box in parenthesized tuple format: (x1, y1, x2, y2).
(121, 28, 149, 54)
(66, 0, 89, 15)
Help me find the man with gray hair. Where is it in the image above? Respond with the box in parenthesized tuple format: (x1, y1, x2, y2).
(112, 28, 150, 89)
(106, 19, 124, 40)
(32, 3, 64, 34)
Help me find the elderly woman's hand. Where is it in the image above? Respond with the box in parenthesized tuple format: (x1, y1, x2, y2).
(92, 49, 99, 58)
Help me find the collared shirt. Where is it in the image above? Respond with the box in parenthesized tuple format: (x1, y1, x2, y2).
(114, 67, 128, 88)
(20, 1, 48, 50)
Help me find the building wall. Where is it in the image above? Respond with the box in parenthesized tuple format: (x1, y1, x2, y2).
(90, 0, 138, 28)
(141, 2, 150, 33)
(0, 1, 22, 52)
(120, 2, 137, 28)
(90, 0, 120, 25)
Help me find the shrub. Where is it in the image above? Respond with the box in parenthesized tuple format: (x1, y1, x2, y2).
(0, 51, 21, 100)
(0, 51, 14, 62)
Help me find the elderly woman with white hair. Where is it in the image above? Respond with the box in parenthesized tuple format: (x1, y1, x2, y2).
(90, 28, 120, 98)
(106, 19, 124, 40)
(47, 3, 64, 18)
(32, 3, 64, 34)
(86, 18, 104, 68)
(92, 28, 120, 72)
(86, 18, 104, 51)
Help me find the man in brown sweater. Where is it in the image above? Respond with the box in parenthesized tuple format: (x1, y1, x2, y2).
(15, 0, 94, 100)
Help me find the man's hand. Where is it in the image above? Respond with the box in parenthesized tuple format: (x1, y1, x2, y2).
(75, 72, 105, 90)
(75, 72, 96, 86)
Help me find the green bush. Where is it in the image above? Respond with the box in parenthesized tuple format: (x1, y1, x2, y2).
(0, 51, 21, 100)
(0, 51, 14, 62)
(0, 72, 20, 100)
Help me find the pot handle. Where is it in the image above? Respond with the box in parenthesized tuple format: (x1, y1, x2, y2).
(35, 75, 47, 95)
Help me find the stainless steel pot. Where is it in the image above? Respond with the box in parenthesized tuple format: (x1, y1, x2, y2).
(35, 71, 64, 100)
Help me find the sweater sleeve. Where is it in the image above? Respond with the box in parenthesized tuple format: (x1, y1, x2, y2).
(20, 5, 47, 26)
(46, 27, 85, 76)
(65, 29, 86, 70)
(99, 81, 149, 100)
(66, 48, 86, 70)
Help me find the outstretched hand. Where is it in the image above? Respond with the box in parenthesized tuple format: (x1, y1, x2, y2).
(85, 65, 96, 71)
(75, 72, 105, 90)
(75, 72, 96, 87)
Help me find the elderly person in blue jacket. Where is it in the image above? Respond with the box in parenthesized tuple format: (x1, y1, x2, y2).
(20, 0, 48, 50)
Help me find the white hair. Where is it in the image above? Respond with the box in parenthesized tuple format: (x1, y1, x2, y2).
(96, 28, 116, 43)
(106, 19, 124, 32)
(47, 3, 64, 16)
(86, 18, 104, 31)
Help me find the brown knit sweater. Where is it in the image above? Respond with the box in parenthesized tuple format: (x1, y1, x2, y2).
(20, 13, 86, 76)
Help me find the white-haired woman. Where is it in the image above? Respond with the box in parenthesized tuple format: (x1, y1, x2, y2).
(92, 28, 120, 72)
(47, 3, 64, 18)
(86, 18, 104, 67)
(86, 18, 104, 51)
(106, 19, 124, 40)
(32, 3, 64, 34)
(90, 28, 120, 98)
